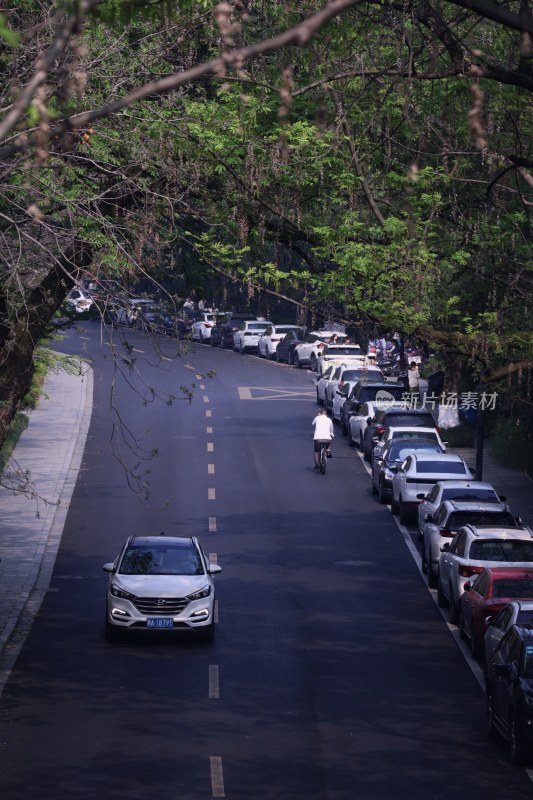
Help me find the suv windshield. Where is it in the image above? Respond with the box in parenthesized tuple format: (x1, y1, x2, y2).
(387, 443, 442, 461)
(383, 413, 435, 427)
(448, 511, 518, 529)
(441, 487, 499, 503)
(416, 461, 467, 474)
(493, 579, 533, 598)
(119, 544, 204, 576)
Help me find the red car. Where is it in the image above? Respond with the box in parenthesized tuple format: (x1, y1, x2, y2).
(460, 567, 533, 660)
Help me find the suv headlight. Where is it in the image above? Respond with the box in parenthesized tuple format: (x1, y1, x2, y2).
(187, 585, 212, 601)
(384, 468, 394, 480)
(110, 584, 135, 600)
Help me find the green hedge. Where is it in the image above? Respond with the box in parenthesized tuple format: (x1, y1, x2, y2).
(490, 418, 533, 477)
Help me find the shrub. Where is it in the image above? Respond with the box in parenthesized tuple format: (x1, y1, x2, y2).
(442, 423, 476, 448)
(490, 418, 533, 477)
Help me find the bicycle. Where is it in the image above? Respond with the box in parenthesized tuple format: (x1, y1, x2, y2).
(317, 440, 331, 474)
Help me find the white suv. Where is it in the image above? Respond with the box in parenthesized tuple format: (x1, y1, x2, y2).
(437, 524, 533, 624)
(190, 311, 219, 342)
(293, 331, 347, 371)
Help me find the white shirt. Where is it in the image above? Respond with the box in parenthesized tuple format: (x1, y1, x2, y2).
(312, 415, 334, 440)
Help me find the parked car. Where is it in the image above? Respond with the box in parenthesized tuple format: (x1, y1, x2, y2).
(210, 313, 258, 348)
(316, 365, 336, 406)
(190, 311, 219, 342)
(390, 452, 473, 524)
(258, 324, 302, 359)
(438, 527, 533, 628)
(65, 287, 93, 313)
(486, 622, 533, 765)
(484, 601, 533, 673)
(424, 501, 522, 590)
(102, 535, 221, 642)
(209, 313, 232, 346)
(340, 381, 406, 436)
(417, 480, 502, 539)
(293, 331, 347, 371)
(460, 567, 533, 661)
(362, 407, 438, 462)
(134, 302, 175, 335)
(371, 438, 445, 506)
(233, 319, 272, 353)
(331, 379, 360, 422)
(324, 365, 385, 411)
(315, 343, 365, 375)
(276, 327, 306, 364)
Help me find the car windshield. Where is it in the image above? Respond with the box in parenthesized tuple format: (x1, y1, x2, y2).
(119, 544, 204, 576)
(247, 323, 269, 330)
(448, 511, 518, 529)
(325, 346, 361, 356)
(384, 414, 435, 426)
(342, 369, 383, 382)
(388, 443, 442, 461)
(492, 579, 533, 598)
(470, 540, 533, 561)
(416, 461, 467, 474)
(362, 386, 405, 401)
(441, 487, 499, 503)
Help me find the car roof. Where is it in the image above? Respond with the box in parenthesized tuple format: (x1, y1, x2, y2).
(433, 480, 496, 491)
(387, 426, 438, 434)
(408, 452, 463, 462)
(129, 535, 195, 547)
(459, 526, 532, 540)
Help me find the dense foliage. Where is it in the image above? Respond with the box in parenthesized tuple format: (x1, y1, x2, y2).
(0, 0, 531, 460)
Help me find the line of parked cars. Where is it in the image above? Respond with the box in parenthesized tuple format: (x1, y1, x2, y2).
(327, 377, 533, 765)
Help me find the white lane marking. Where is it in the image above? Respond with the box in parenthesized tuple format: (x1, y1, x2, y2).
(203, 395, 209, 403)
(208, 488, 216, 500)
(209, 517, 217, 532)
(200, 384, 206, 389)
(210, 756, 225, 797)
(207, 427, 213, 433)
(185, 365, 196, 370)
(206, 410, 212, 418)
(207, 442, 214, 452)
(196, 373, 202, 379)
(208, 464, 215, 475)
(209, 665, 220, 699)
(209, 552, 218, 565)
(214, 599, 219, 623)
(238, 385, 314, 400)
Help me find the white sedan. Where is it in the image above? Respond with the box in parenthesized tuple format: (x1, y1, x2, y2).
(316, 343, 365, 375)
(258, 325, 302, 359)
(233, 320, 272, 353)
(65, 287, 93, 313)
(391, 452, 474, 524)
(372, 426, 448, 462)
(191, 311, 219, 342)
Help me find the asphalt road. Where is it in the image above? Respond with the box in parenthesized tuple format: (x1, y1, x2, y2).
(0, 323, 531, 800)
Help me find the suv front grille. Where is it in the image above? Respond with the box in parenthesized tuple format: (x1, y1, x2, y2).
(133, 597, 189, 615)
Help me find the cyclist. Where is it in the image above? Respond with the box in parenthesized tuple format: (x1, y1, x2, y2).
(312, 408, 334, 469)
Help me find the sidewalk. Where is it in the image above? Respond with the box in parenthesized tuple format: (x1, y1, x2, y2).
(0, 361, 93, 683)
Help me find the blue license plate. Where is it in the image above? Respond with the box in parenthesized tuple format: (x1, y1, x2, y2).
(146, 618, 173, 629)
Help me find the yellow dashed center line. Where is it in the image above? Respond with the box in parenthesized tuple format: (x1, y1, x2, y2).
(208, 488, 216, 500)
(207, 442, 214, 452)
(206, 410, 212, 418)
(209, 666, 220, 699)
(209, 517, 217, 532)
(208, 464, 215, 475)
(203, 395, 209, 403)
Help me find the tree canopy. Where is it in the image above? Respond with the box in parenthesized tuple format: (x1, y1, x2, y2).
(0, 0, 531, 447)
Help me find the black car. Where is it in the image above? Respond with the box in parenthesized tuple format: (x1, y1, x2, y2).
(340, 381, 406, 435)
(276, 328, 306, 364)
(362, 407, 438, 462)
(487, 623, 533, 765)
(211, 313, 258, 348)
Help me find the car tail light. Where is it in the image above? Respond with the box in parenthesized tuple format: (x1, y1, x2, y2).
(317, 343, 326, 348)
(205, 323, 213, 328)
(458, 565, 484, 578)
(375, 426, 386, 436)
(439, 529, 454, 538)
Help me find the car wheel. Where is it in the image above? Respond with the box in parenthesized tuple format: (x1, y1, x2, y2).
(399, 499, 410, 525)
(437, 579, 448, 608)
(449, 590, 460, 624)
(428, 565, 438, 589)
(276, 350, 282, 363)
(294, 353, 301, 368)
(390, 493, 399, 514)
(509, 715, 528, 765)
(310, 354, 317, 372)
(377, 479, 388, 504)
(363, 442, 371, 463)
(459, 612, 467, 640)
(316, 389, 323, 406)
(487, 691, 497, 738)
(348, 425, 355, 446)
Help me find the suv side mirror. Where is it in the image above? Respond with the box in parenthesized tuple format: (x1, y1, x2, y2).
(440, 543, 450, 553)
(424, 513, 433, 523)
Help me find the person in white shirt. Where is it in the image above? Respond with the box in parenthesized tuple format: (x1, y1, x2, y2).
(312, 408, 334, 469)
